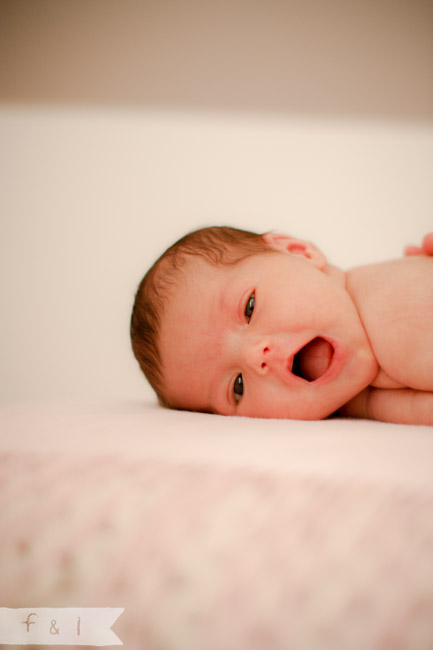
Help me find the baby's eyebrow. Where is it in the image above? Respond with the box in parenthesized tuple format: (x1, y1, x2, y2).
(205, 269, 238, 414)
(217, 274, 230, 312)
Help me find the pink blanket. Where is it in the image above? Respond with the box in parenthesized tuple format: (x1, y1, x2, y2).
(1, 400, 433, 649)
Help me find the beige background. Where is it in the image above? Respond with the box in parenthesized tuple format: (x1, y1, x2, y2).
(0, 0, 432, 402)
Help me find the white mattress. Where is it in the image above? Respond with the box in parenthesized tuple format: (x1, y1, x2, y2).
(1, 399, 433, 649)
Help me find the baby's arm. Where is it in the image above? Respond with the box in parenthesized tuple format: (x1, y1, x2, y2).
(338, 387, 433, 425)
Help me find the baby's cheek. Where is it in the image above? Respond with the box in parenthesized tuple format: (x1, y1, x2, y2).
(244, 387, 310, 420)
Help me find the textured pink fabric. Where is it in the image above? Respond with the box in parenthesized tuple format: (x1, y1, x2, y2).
(2, 447, 433, 649)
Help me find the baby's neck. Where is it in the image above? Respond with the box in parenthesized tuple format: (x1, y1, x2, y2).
(323, 263, 347, 289)
(325, 261, 395, 388)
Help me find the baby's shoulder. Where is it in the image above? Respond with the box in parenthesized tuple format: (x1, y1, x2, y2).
(347, 257, 433, 391)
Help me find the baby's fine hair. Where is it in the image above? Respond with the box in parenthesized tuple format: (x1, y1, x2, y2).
(130, 225, 275, 405)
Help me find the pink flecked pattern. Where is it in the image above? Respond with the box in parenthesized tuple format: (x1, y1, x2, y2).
(1, 451, 433, 650)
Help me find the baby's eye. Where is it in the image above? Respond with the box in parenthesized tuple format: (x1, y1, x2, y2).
(245, 293, 255, 321)
(233, 374, 244, 402)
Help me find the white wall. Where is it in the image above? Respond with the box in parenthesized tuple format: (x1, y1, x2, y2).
(1, 0, 432, 403)
(1, 107, 432, 402)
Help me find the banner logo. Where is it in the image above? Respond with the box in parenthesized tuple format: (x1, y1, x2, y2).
(0, 608, 124, 646)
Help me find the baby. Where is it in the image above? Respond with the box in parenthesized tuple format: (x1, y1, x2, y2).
(131, 227, 433, 425)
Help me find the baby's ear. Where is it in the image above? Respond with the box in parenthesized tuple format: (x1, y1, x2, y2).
(262, 232, 327, 269)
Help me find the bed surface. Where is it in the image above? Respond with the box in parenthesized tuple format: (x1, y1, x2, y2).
(2, 399, 432, 486)
(1, 400, 433, 649)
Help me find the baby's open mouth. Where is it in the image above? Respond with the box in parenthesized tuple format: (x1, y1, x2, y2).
(291, 337, 334, 382)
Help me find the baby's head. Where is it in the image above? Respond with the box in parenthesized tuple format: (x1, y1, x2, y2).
(131, 226, 377, 419)
(130, 227, 273, 402)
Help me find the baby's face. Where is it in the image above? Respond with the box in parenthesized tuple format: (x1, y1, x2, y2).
(159, 249, 377, 419)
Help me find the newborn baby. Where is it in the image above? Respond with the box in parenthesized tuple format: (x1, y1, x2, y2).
(131, 227, 433, 425)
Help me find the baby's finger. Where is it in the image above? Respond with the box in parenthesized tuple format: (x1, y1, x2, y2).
(421, 233, 433, 255)
(404, 245, 423, 256)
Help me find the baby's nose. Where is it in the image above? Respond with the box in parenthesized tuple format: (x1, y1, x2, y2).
(245, 340, 271, 375)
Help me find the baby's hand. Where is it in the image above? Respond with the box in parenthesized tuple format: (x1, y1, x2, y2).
(404, 233, 433, 256)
